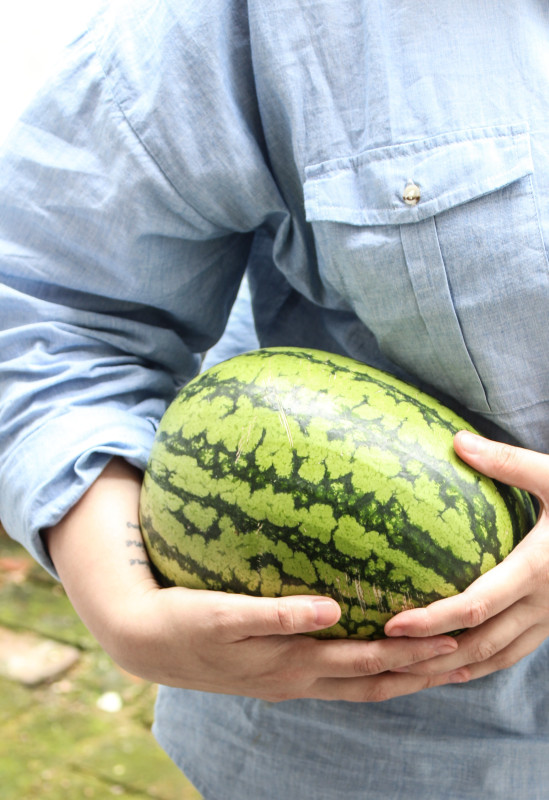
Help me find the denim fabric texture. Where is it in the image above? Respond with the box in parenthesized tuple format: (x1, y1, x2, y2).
(1, 0, 549, 797)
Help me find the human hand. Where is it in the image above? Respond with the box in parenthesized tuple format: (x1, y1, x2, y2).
(46, 458, 462, 703)
(384, 431, 547, 683)
(116, 582, 465, 702)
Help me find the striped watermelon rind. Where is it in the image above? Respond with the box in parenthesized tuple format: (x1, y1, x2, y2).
(139, 347, 535, 639)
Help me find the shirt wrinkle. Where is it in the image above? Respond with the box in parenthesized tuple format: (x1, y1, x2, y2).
(2, 1, 549, 797)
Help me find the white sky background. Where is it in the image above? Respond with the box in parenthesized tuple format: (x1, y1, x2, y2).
(0, 0, 102, 142)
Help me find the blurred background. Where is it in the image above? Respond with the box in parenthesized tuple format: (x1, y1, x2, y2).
(0, 1, 254, 797)
(0, 0, 101, 142)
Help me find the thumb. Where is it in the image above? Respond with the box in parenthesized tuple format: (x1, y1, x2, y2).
(212, 592, 342, 639)
(454, 430, 548, 502)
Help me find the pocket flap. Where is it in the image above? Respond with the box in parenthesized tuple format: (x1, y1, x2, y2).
(304, 123, 533, 225)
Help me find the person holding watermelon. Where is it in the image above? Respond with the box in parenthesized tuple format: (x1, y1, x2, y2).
(1, 1, 549, 797)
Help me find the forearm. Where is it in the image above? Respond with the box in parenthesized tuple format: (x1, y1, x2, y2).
(44, 457, 152, 654)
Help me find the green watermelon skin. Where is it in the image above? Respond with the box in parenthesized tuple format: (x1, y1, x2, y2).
(139, 347, 535, 639)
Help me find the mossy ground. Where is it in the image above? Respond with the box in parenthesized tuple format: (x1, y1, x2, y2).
(0, 525, 202, 800)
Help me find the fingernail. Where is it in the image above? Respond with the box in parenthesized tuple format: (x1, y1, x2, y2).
(448, 669, 468, 684)
(312, 599, 340, 627)
(385, 626, 404, 637)
(458, 431, 483, 454)
(435, 642, 458, 656)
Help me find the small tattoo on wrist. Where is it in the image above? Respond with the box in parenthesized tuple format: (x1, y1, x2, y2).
(125, 539, 145, 549)
(125, 530, 149, 567)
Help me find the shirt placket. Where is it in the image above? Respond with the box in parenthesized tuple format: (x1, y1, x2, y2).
(399, 214, 490, 412)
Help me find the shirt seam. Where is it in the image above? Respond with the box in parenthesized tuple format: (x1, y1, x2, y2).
(86, 28, 210, 224)
(305, 123, 530, 178)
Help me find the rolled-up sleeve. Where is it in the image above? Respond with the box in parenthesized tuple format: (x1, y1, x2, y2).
(0, 3, 282, 574)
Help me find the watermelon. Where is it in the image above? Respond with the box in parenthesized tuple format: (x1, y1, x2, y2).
(139, 347, 535, 639)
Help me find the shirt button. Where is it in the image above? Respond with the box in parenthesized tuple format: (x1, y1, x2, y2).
(403, 180, 421, 206)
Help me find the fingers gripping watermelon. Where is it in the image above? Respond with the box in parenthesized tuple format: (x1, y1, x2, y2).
(139, 348, 535, 639)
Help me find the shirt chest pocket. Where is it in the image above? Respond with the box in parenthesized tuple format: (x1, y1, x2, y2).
(303, 123, 549, 417)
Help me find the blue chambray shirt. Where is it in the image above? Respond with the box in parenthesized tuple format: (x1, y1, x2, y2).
(2, 1, 549, 797)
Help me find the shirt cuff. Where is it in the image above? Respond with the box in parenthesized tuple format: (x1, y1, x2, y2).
(0, 406, 158, 578)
